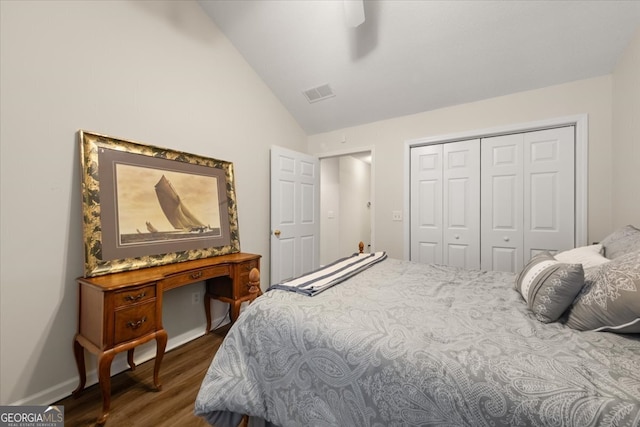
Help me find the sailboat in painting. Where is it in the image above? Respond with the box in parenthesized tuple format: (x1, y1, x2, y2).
(154, 175, 211, 233)
(122, 175, 220, 244)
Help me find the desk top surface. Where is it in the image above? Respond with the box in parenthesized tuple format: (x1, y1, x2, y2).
(78, 252, 261, 290)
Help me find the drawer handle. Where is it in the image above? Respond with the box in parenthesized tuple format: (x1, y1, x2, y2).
(127, 316, 147, 330)
(125, 292, 146, 302)
(190, 271, 203, 279)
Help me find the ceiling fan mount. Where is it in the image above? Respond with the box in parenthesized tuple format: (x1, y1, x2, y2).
(344, 0, 365, 28)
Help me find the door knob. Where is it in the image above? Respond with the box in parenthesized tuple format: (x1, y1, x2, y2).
(503, 236, 510, 242)
(454, 234, 460, 239)
(274, 230, 281, 237)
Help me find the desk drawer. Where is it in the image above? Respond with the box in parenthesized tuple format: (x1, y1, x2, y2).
(114, 301, 156, 344)
(163, 265, 230, 291)
(235, 259, 260, 298)
(114, 285, 156, 308)
(238, 259, 259, 275)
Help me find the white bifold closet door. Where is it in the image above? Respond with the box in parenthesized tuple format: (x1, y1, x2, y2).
(410, 139, 480, 269)
(481, 127, 575, 272)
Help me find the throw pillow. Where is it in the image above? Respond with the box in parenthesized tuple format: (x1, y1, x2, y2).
(564, 250, 640, 333)
(515, 252, 584, 323)
(600, 225, 640, 260)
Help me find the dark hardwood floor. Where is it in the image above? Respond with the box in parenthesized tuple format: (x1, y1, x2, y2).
(56, 326, 230, 427)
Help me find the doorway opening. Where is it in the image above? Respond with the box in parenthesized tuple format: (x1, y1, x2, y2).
(319, 151, 372, 265)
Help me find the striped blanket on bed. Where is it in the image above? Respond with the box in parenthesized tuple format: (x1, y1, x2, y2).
(269, 251, 387, 296)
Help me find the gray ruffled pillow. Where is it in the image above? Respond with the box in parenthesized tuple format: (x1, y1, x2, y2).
(564, 250, 640, 333)
(600, 224, 640, 260)
(515, 252, 584, 323)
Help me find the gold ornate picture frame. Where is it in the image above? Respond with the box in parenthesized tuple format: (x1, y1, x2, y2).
(79, 130, 240, 277)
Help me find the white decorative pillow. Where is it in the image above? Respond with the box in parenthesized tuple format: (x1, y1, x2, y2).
(515, 252, 585, 323)
(554, 244, 610, 269)
(565, 250, 640, 333)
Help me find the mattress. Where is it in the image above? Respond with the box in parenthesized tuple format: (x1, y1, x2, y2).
(195, 258, 640, 426)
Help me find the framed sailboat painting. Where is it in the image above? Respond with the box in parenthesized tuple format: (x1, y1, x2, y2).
(78, 130, 240, 277)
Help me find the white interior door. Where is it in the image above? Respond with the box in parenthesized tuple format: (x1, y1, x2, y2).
(410, 144, 443, 264)
(270, 146, 320, 285)
(481, 134, 525, 272)
(410, 140, 480, 268)
(443, 140, 480, 269)
(523, 127, 575, 257)
(481, 126, 575, 272)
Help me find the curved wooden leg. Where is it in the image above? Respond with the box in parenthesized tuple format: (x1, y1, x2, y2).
(97, 350, 116, 425)
(153, 330, 168, 391)
(238, 415, 249, 427)
(72, 335, 86, 397)
(204, 293, 212, 334)
(127, 348, 136, 371)
(230, 300, 242, 323)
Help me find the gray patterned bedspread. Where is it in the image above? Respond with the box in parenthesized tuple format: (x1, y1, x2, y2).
(195, 258, 640, 427)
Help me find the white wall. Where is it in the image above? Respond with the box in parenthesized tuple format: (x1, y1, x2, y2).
(0, 1, 306, 405)
(320, 156, 371, 265)
(320, 158, 340, 265)
(612, 28, 640, 228)
(338, 156, 371, 257)
(309, 76, 615, 258)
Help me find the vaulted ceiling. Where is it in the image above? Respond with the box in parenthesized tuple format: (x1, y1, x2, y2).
(199, 1, 640, 135)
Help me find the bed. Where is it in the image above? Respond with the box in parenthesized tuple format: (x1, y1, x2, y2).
(195, 226, 640, 427)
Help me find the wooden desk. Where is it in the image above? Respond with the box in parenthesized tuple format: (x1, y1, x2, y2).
(72, 253, 261, 425)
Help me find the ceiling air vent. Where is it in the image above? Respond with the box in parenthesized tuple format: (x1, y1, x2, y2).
(303, 84, 335, 103)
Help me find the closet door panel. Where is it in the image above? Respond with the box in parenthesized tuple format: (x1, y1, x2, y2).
(447, 244, 471, 268)
(410, 145, 443, 264)
(491, 247, 518, 273)
(416, 242, 440, 265)
(443, 139, 480, 269)
(481, 134, 524, 272)
(524, 127, 575, 259)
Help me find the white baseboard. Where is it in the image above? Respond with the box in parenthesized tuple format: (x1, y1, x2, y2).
(10, 316, 229, 407)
